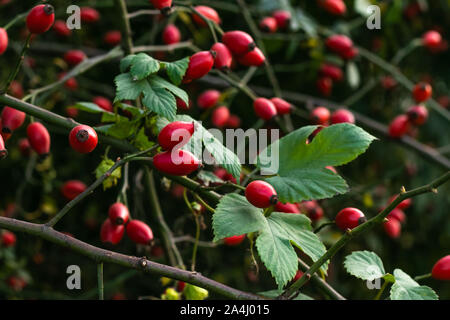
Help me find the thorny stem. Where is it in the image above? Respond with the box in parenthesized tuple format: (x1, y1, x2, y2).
(414, 273, 432, 281)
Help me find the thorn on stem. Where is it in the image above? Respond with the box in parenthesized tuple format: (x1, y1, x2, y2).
(431, 188, 438, 194)
(400, 186, 406, 194)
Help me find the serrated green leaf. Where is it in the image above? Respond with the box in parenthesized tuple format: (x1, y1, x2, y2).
(114, 73, 147, 102)
(184, 284, 209, 300)
(212, 194, 266, 242)
(258, 124, 377, 203)
(141, 82, 177, 121)
(149, 75, 189, 105)
(95, 157, 122, 190)
(165, 57, 190, 85)
(390, 269, 438, 300)
(132, 128, 154, 150)
(344, 251, 386, 281)
(130, 53, 160, 80)
(120, 54, 136, 73)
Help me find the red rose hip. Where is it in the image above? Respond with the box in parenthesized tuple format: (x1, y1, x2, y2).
(108, 203, 130, 225)
(158, 121, 195, 150)
(388, 115, 411, 138)
(310, 106, 330, 125)
(27, 122, 50, 156)
(126, 220, 154, 245)
(406, 105, 428, 126)
(1, 107, 26, 133)
(183, 51, 215, 83)
(222, 31, 256, 56)
(224, 234, 246, 246)
(26, 4, 55, 34)
(192, 6, 221, 27)
(412, 82, 432, 103)
(61, 180, 87, 200)
(335, 207, 366, 230)
(197, 90, 220, 109)
(100, 219, 125, 245)
(211, 106, 230, 128)
(211, 42, 233, 71)
(253, 98, 277, 120)
(153, 149, 200, 176)
(330, 109, 355, 124)
(0, 27, 8, 55)
(245, 180, 278, 208)
(431, 255, 450, 280)
(271, 98, 292, 115)
(69, 125, 98, 154)
(162, 24, 181, 45)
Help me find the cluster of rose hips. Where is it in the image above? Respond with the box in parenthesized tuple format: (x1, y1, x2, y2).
(258, 10, 291, 34)
(382, 195, 412, 239)
(193, 89, 240, 128)
(388, 82, 431, 138)
(100, 202, 154, 246)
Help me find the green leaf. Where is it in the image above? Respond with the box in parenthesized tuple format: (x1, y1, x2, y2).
(120, 54, 136, 73)
(197, 170, 224, 186)
(256, 212, 327, 289)
(258, 124, 377, 203)
(132, 128, 154, 150)
(95, 121, 136, 139)
(95, 157, 122, 190)
(390, 269, 438, 300)
(344, 251, 386, 281)
(114, 73, 147, 102)
(141, 82, 177, 121)
(73, 102, 109, 114)
(164, 57, 190, 85)
(354, 0, 372, 17)
(149, 75, 189, 105)
(117, 102, 146, 119)
(130, 53, 160, 80)
(259, 290, 313, 300)
(184, 284, 209, 300)
(212, 194, 266, 242)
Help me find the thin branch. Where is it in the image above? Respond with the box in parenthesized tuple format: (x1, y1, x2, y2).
(174, 235, 218, 248)
(127, 9, 160, 19)
(281, 171, 450, 299)
(97, 263, 104, 300)
(133, 41, 194, 53)
(1, 34, 31, 94)
(115, 0, 134, 55)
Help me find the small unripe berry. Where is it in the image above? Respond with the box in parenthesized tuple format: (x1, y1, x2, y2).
(259, 17, 278, 33)
(237, 47, 266, 67)
(100, 219, 125, 245)
(126, 220, 154, 245)
(158, 121, 195, 150)
(153, 149, 200, 176)
(222, 31, 256, 56)
(0, 27, 8, 55)
(211, 106, 230, 128)
(406, 105, 428, 126)
(197, 90, 220, 109)
(27, 122, 50, 156)
(272, 10, 291, 29)
(26, 4, 55, 34)
(69, 125, 98, 154)
(310, 106, 330, 125)
(162, 24, 181, 45)
(64, 50, 86, 66)
(61, 180, 87, 200)
(431, 255, 450, 280)
(388, 115, 411, 138)
(183, 51, 215, 83)
(383, 218, 401, 238)
(335, 207, 366, 230)
(270, 98, 292, 115)
(104, 30, 122, 46)
(224, 234, 246, 246)
(412, 82, 432, 103)
(93, 96, 113, 112)
(108, 203, 130, 225)
(330, 109, 355, 124)
(192, 6, 221, 27)
(1, 107, 26, 133)
(253, 98, 277, 120)
(211, 42, 233, 71)
(245, 180, 278, 208)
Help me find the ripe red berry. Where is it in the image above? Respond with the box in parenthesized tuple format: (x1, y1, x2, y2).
(237, 47, 266, 67)
(66, 107, 79, 118)
(388, 115, 411, 138)
(412, 82, 432, 103)
(272, 10, 291, 29)
(80, 7, 100, 23)
(320, 0, 347, 15)
(331, 109, 355, 124)
(177, 281, 186, 292)
(253, 98, 277, 120)
(335, 207, 366, 230)
(1, 231, 16, 247)
(293, 270, 304, 282)
(126, 220, 154, 245)
(9, 81, 24, 99)
(222, 31, 256, 56)
(383, 218, 401, 238)
(1, 107, 26, 133)
(93, 96, 113, 112)
(0, 27, 8, 55)
(275, 202, 300, 214)
(18, 138, 31, 156)
(310, 106, 330, 125)
(69, 125, 98, 154)
(27, 122, 50, 156)
(270, 98, 292, 115)
(245, 180, 278, 208)
(213, 167, 237, 184)
(211, 42, 233, 71)
(64, 50, 86, 66)
(431, 255, 450, 280)
(259, 17, 277, 33)
(299, 200, 324, 221)
(158, 121, 195, 150)
(153, 149, 200, 176)
(224, 234, 246, 246)
(53, 20, 71, 37)
(61, 180, 87, 200)
(104, 30, 122, 46)
(162, 24, 181, 45)
(26, 4, 55, 34)
(320, 63, 343, 81)
(183, 51, 215, 83)
(150, 0, 173, 13)
(422, 31, 442, 50)
(387, 208, 406, 224)
(192, 6, 221, 27)
(108, 203, 130, 225)
(388, 195, 412, 210)
(212, 106, 230, 128)
(341, 47, 359, 60)
(325, 35, 353, 56)
(176, 97, 190, 110)
(316, 76, 333, 96)
(226, 114, 241, 128)
(406, 105, 428, 126)
(100, 218, 125, 245)
(197, 90, 220, 109)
